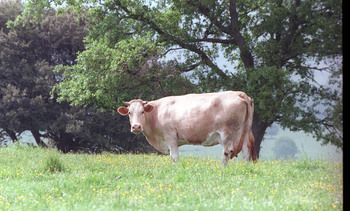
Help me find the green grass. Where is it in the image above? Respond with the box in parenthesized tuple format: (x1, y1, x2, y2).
(0, 144, 343, 210)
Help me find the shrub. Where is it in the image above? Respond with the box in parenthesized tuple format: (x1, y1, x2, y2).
(272, 136, 299, 160)
(44, 154, 65, 173)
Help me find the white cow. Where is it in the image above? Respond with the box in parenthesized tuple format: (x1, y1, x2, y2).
(117, 91, 256, 166)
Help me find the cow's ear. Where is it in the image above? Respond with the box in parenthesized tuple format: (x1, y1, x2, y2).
(144, 104, 154, 113)
(117, 106, 129, 116)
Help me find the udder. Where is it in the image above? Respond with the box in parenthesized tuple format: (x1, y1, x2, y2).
(200, 131, 222, 146)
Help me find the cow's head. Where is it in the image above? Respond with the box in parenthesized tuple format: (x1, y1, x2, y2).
(117, 99, 154, 134)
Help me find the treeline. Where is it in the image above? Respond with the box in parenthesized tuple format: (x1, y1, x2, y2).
(0, 0, 192, 153)
(1, 0, 343, 155)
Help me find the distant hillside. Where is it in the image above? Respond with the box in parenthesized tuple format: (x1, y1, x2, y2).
(259, 125, 342, 161)
(179, 124, 342, 162)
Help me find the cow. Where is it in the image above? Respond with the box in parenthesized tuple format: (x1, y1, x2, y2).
(117, 91, 257, 166)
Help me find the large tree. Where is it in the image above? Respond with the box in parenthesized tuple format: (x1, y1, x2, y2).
(0, 1, 135, 151)
(23, 0, 342, 156)
(0, 0, 90, 147)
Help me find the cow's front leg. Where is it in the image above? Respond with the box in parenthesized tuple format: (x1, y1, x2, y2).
(168, 143, 179, 164)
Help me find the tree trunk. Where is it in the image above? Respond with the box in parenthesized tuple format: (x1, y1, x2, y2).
(4, 128, 18, 142)
(31, 130, 47, 147)
(252, 112, 270, 158)
(56, 132, 75, 153)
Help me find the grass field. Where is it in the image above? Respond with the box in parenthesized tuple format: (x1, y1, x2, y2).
(0, 144, 343, 210)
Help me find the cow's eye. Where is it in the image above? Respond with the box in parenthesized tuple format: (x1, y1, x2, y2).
(128, 112, 132, 115)
(141, 111, 144, 114)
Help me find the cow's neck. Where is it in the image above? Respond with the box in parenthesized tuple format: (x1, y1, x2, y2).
(141, 110, 166, 152)
(141, 112, 156, 139)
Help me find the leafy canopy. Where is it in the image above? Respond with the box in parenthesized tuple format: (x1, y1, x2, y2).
(0, 0, 159, 152)
(22, 0, 342, 150)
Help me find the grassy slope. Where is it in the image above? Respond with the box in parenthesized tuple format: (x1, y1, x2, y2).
(0, 145, 343, 210)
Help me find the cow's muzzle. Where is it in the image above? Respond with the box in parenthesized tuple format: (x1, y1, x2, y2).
(131, 124, 142, 134)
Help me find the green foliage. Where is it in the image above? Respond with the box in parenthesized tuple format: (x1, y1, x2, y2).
(21, 0, 343, 151)
(0, 146, 343, 210)
(0, 0, 159, 153)
(54, 36, 196, 109)
(273, 136, 299, 160)
(0, 0, 23, 33)
(316, 95, 343, 149)
(232, 66, 296, 124)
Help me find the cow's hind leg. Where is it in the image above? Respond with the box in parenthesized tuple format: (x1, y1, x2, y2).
(221, 148, 234, 167)
(221, 139, 238, 167)
(242, 140, 250, 161)
(221, 149, 230, 167)
(242, 131, 257, 162)
(220, 125, 245, 167)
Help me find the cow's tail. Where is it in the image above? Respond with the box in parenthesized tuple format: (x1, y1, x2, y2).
(239, 93, 257, 162)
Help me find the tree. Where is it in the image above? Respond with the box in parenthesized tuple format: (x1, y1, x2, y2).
(0, 0, 22, 34)
(272, 136, 299, 160)
(0, 0, 163, 153)
(0, 0, 88, 147)
(53, 37, 197, 108)
(23, 0, 342, 157)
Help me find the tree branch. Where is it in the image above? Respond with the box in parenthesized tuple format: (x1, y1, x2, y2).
(114, 1, 228, 79)
(189, 38, 237, 45)
(241, 0, 268, 17)
(179, 62, 201, 72)
(187, 0, 254, 69)
(281, 0, 301, 61)
(189, 0, 233, 37)
(229, 0, 255, 69)
(161, 48, 183, 56)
